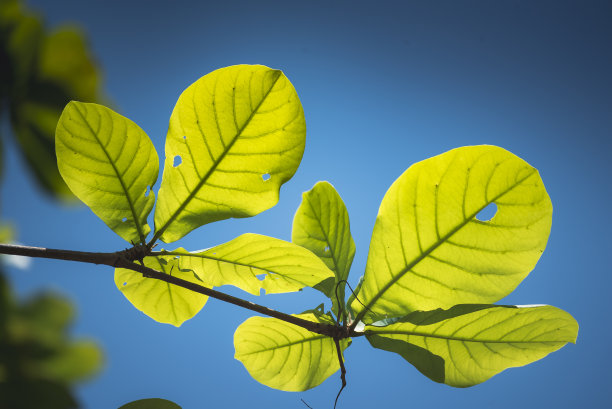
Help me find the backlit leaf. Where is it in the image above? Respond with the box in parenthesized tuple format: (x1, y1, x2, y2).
(171, 233, 333, 295)
(234, 312, 350, 391)
(292, 181, 355, 321)
(56, 102, 159, 243)
(352, 145, 553, 323)
(114, 256, 207, 327)
(154, 64, 306, 243)
(366, 304, 578, 387)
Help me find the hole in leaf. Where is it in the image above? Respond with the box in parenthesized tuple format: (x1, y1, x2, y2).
(173, 155, 182, 167)
(262, 173, 271, 181)
(122, 282, 127, 286)
(255, 273, 267, 282)
(145, 185, 151, 197)
(476, 202, 497, 222)
(324, 246, 330, 252)
(183, 135, 186, 140)
(122, 217, 128, 222)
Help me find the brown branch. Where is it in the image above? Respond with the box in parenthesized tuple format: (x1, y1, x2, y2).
(333, 337, 347, 409)
(0, 243, 347, 338)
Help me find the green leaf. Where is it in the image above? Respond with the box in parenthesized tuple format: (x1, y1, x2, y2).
(352, 145, 553, 323)
(153, 65, 306, 243)
(1, 3, 105, 201)
(366, 304, 578, 387)
(56, 101, 159, 243)
(35, 340, 104, 382)
(172, 233, 334, 295)
(0, 222, 13, 243)
(234, 312, 350, 391)
(114, 256, 207, 327)
(12, 100, 75, 199)
(38, 26, 101, 102)
(118, 398, 182, 409)
(292, 181, 355, 321)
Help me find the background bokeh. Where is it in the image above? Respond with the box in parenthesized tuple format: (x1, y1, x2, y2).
(2, 0, 610, 408)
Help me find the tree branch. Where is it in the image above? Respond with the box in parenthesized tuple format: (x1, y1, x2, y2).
(0, 243, 355, 338)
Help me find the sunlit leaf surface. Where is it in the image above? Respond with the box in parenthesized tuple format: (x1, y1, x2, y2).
(234, 312, 350, 391)
(154, 64, 306, 243)
(352, 145, 553, 323)
(292, 181, 355, 320)
(366, 304, 578, 387)
(173, 233, 333, 295)
(114, 256, 207, 327)
(56, 102, 158, 243)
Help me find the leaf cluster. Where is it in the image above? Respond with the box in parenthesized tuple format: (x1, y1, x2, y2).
(48, 64, 578, 403)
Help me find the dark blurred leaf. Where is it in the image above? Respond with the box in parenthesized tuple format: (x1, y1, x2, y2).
(10, 99, 73, 199)
(0, 378, 78, 409)
(35, 340, 103, 383)
(118, 398, 182, 409)
(39, 26, 101, 102)
(0, 0, 106, 201)
(0, 272, 103, 409)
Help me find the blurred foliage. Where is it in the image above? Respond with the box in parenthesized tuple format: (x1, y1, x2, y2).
(0, 0, 105, 200)
(0, 4, 106, 406)
(0, 272, 103, 409)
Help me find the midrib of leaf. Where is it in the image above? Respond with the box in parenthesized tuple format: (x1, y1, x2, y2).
(366, 329, 565, 344)
(238, 334, 328, 356)
(306, 198, 341, 276)
(166, 281, 178, 322)
(73, 104, 146, 243)
(161, 250, 308, 284)
(353, 168, 537, 326)
(151, 72, 281, 244)
(306, 197, 349, 325)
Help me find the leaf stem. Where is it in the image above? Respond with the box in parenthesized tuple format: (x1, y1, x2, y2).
(333, 337, 347, 409)
(0, 243, 363, 338)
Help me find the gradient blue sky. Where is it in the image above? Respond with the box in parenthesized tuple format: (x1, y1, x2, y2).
(2, 1, 611, 408)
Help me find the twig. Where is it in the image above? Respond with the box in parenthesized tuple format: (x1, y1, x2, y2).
(301, 398, 314, 409)
(0, 243, 340, 337)
(333, 337, 347, 409)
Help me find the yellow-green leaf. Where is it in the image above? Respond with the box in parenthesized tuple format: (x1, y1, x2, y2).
(56, 102, 159, 243)
(352, 145, 552, 323)
(153, 65, 306, 243)
(292, 181, 355, 321)
(366, 304, 578, 387)
(234, 312, 350, 391)
(172, 233, 333, 295)
(114, 256, 207, 327)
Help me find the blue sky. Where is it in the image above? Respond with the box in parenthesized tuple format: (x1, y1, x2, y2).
(2, 1, 611, 408)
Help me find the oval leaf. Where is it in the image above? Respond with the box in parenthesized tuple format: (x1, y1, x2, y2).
(352, 145, 553, 323)
(292, 181, 355, 320)
(154, 65, 306, 243)
(366, 304, 578, 387)
(56, 102, 159, 243)
(172, 233, 333, 295)
(115, 256, 207, 327)
(234, 312, 350, 391)
(118, 398, 181, 409)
